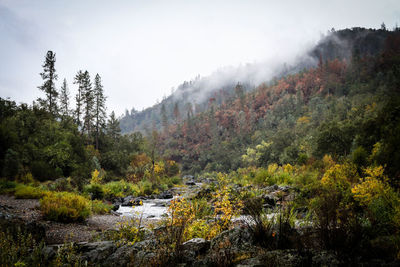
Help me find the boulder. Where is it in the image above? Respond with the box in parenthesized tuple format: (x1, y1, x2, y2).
(77, 241, 117, 263)
(182, 238, 210, 255)
(185, 180, 196, 186)
(157, 191, 173, 199)
(121, 195, 134, 206)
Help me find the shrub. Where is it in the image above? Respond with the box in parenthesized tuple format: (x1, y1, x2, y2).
(46, 177, 75, 192)
(40, 192, 91, 222)
(0, 179, 19, 194)
(0, 228, 46, 266)
(112, 218, 144, 246)
(103, 180, 137, 200)
(91, 200, 113, 214)
(84, 183, 105, 200)
(138, 179, 153, 196)
(14, 185, 47, 199)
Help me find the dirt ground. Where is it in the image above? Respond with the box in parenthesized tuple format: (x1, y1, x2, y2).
(0, 195, 134, 244)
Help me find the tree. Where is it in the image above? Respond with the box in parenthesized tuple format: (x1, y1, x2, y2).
(59, 78, 70, 119)
(160, 103, 168, 133)
(107, 111, 121, 142)
(93, 74, 107, 149)
(173, 102, 180, 124)
(82, 71, 94, 137)
(38, 51, 58, 115)
(74, 70, 84, 128)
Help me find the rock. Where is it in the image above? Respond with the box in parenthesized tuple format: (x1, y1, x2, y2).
(157, 191, 173, 199)
(77, 241, 117, 263)
(121, 195, 134, 206)
(180, 238, 211, 264)
(182, 238, 210, 255)
(0, 211, 46, 242)
(147, 215, 155, 218)
(210, 227, 254, 253)
(152, 201, 167, 207)
(131, 197, 145, 206)
(183, 175, 194, 180)
(112, 203, 120, 211)
(262, 194, 277, 206)
(185, 180, 196, 186)
(103, 244, 136, 267)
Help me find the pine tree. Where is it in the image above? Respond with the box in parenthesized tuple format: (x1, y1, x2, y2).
(59, 78, 70, 119)
(38, 51, 58, 115)
(107, 111, 121, 142)
(93, 73, 107, 149)
(74, 70, 84, 128)
(81, 71, 94, 138)
(173, 102, 180, 124)
(160, 103, 168, 133)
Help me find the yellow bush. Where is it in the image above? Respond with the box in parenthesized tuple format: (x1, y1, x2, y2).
(168, 197, 195, 227)
(40, 192, 91, 222)
(352, 166, 391, 207)
(321, 163, 358, 190)
(14, 185, 47, 199)
(90, 169, 102, 184)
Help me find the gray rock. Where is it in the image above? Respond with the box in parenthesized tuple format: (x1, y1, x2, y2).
(158, 191, 173, 199)
(182, 238, 210, 255)
(77, 241, 117, 263)
(185, 180, 196, 186)
(121, 195, 134, 206)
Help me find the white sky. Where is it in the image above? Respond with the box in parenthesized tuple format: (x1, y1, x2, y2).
(0, 0, 399, 116)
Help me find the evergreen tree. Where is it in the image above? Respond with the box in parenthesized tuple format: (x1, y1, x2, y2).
(173, 102, 180, 124)
(74, 70, 84, 128)
(59, 78, 70, 119)
(93, 73, 107, 149)
(38, 51, 58, 115)
(107, 111, 121, 142)
(160, 103, 168, 133)
(81, 71, 94, 138)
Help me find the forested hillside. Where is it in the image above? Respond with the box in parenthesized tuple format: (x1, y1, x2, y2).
(120, 27, 395, 134)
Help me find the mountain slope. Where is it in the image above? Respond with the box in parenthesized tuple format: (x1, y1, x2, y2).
(120, 27, 394, 135)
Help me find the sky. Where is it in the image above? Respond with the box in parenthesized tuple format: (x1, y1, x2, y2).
(0, 0, 399, 116)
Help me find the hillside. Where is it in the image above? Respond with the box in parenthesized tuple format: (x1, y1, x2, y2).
(120, 27, 394, 134)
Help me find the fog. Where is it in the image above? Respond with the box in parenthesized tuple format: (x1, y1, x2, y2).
(0, 0, 399, 116)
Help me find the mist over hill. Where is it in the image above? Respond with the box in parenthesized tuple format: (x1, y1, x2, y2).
(120, 27, 392, 134)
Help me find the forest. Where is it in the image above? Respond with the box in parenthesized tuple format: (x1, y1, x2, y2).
(1, 27, 400, 266)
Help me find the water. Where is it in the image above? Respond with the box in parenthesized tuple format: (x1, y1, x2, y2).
(116, 197, 175, 219)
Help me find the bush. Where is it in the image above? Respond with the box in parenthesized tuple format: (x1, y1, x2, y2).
(103, 180, 138, 200)
(0, 228, 46, 266)
(30, 161, 59, 182)
(14, 185, 47, 199)
(91, 200, 113, 214)
(84, 183, 104, 200)
(138, 179, 153, 196)
(46, 177, 75, 192)
(40, 192, 91, 222)
(0, 180, 19, 194)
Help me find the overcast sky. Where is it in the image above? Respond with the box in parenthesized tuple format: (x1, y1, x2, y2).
(0, 0, 399, 116)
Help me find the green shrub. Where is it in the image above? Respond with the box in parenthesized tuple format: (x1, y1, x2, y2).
(46, 177, 75, 192)
(84, 183, 105, 200)
(30, 161, 59, 182)
(103, 180, 138, 199)
(0, 228, 46, 266)
(40, 192, 91, 222)
(91, 200, 113, 214)
(0, 180, 19, 194)
(254, 169, 269, 185)
(14, 185, 47, 199)
(138, 179, 153, 195)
